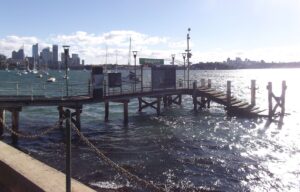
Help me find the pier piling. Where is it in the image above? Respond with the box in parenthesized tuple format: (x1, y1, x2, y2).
(207, 79, 212, 108)
(193, 81, 198, 111)
(227, 81, 231, 106)
(75, 108, 81, 131)
(267, 82, 273, 119)
(157, 97, 161, 116)
(58, 106, 64, 127)
(0, 109, 4, 136)
(123, 101, 128, 125)
(12, 109, 20, 144)
(200, 79, 206, 106)
(281, 81, 287, 115)
(251, 80, 256, 106)
(138, 97, 142, 111)
(105, 102, 109, 122)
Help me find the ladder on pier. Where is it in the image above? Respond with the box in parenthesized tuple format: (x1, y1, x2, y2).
(192, 80, 266, 117)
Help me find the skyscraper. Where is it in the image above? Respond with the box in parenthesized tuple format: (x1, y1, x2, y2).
(40, 47, 52, 67)
(52, 44, 58, 68)
(32, 43, 39, 60)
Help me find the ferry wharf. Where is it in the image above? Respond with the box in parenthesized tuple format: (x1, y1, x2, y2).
(0, 65, 287, 192)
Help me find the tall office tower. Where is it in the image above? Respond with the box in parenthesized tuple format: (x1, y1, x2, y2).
(32, 43, 39, 60)
(52, 44, 58, 68)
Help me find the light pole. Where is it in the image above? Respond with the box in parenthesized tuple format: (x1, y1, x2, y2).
(171, 54, 175, 65)
(186, 28, 191, 88)
(182, 53, 186, 86)
(132, 51, 138, 92)
(63, 45, 70, 96)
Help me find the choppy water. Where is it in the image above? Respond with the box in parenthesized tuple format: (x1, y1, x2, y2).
(1, 69, 300, 191)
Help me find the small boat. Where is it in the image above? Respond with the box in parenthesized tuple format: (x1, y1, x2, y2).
(46, 77, 56, 82)
(36, 74, 43, 78)
(32, 69, 38, 74)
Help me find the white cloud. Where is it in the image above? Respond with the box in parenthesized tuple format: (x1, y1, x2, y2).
(1, 31, 300, 64)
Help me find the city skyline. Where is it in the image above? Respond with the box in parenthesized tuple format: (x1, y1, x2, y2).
(0, 0, 300, 64)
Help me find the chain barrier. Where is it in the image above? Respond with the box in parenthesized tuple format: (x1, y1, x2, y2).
(0, 117, 64, 139)
(70, 122, 165, 192)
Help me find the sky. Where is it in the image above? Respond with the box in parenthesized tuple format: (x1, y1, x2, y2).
(0, 0, 300, 64)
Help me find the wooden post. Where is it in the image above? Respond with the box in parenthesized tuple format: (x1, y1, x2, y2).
(163, 96, 168, 107)
(267, 82, 273, 119)
(157, 97, 161, 116)
(201, 79, 205, 87)
(58, 106, 64, 127)
(123, 101, 128, 125)
(138, 97, 142, 112)
(208, 79, 211, 88)
(178, 95, 182, 105)
(200, 79, 206, 107)
(226, 81, 231, 106)
(167, 96, 172, 106)
(12, 110, 19, 144)
(193, 81, 197, 111)
(281, 81, 287, 116)
(105, 101, 109, 122)
(207, 79, 211, 108)
(75, 108, 81, 131)
(251, 80, 256, 106)
(0, 109, 4, 136)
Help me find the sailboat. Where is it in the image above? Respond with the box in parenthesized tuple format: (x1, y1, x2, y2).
(32, 57, 38, 74)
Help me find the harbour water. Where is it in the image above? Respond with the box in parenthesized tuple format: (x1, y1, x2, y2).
(1, 68, 300, 191)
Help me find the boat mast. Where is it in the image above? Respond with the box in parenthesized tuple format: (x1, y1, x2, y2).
(128, 37, 131, 66)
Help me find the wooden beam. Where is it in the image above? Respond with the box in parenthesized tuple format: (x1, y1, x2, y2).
(140, 99, 158, 110)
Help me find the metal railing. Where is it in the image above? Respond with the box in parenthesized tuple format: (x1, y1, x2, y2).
(0, 81, 91, 99)
(103, 79, 195, 97)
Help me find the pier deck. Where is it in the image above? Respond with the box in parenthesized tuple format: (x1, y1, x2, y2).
(0, 84, 265, 117)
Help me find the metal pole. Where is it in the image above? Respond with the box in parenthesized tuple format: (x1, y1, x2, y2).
(63, 45, 70, 97)
(134, 55, 136, 92)
(65, 109, 71, 192)
(141, 65, 143, 92)
(66, 53, 69, 97)
(186, 28, 191, 89)
(182, 54, 186, 87)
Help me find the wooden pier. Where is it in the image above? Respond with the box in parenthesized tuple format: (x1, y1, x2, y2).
(0, 68, 287, 144)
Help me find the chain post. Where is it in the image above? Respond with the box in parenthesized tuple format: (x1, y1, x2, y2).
(65, 109, 71, 192)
